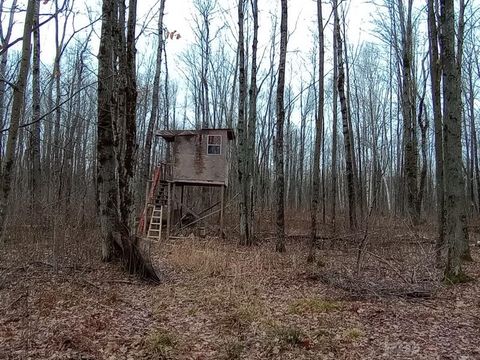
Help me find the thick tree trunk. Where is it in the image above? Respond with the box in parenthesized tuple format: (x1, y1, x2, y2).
(29, 0, 42, 209)
(120, 0, 138, 231)
(455, 0, 471, 262)
(0, 0, 17, 167)
(237, 0, 249, 246)
(97, 0, 119, 262)
(0, 0, 35, 239)
(398, 0, 419, 223)
(440, 0, 469, 282)
(275, 0, 287, 253)
(247, 0, 258, 243)
(331, 5, 339, 232)
(427, 0, 445, 265)
(308, 0, 324, 262)
(97, 0, 158, 280)
(335, 11, 357, 230)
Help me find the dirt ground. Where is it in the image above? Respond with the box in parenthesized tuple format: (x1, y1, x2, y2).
(1, 222, 480, 359)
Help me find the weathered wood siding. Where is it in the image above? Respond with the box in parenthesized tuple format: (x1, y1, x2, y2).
(172, 129, 229, 185)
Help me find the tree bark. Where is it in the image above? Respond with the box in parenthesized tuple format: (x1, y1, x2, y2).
(0, 0, 35, 239)
(0, 0, 17, 167)
(275, 0, 287, 252)
(247, 0, 258, 244)
(97, 0, 119, 262)
(427, 0, 445, 265)
(308, 0, 324, 262)
(331, 3, 339, 232)
(335, 9, 357, 230)
(143, 0, 166, 205)
(237, 0, 249, 246)
(440, 0, 469, 282)
(29, 0, 42, 209)
(398, 0, 419, 223)
(97, 0, 158, 280)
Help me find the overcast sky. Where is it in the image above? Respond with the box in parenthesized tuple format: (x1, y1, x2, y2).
(155, 0, 378, 80)
(0, 0, 380, 76)
(2, 0, 426, 123)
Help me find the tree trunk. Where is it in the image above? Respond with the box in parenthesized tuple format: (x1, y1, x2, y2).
(275, 0, 287, 253)
(416, 83, 428, 219)
(335, 9, 357, 230)
(237, 0, 249, 246)
(0, 0, 35, 239)
(247, 0, 258, 244)
(97, 0, 119, 262)
(0, 0, 17, 168)
(97, 0, 158, 280)
(143, 0, 166, 205)
(427, 0, 446, 265)
(455, 0, 471, 262)
(29, 0, 42, 209)
(308, 0, 324, 262)
(331, 7, 338, 232)
(440, 0, 469, 282)
(398, 0, 419, 223)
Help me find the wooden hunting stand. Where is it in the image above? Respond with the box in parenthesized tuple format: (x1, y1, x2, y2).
(138, 128, 235, 241)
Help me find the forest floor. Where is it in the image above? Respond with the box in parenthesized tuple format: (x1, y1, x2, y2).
(1, 218, 480, 359)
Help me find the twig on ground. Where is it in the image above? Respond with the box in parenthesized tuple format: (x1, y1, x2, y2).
(7, 292, 27, 310)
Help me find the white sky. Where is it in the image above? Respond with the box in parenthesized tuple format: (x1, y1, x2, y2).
(1, 0, 426, 121)
(2, 0, 378, 75)
(158, 0, 378, 81)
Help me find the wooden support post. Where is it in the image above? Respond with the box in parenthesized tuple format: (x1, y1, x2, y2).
(143, 179, 151, 235)
(220, 185, 225, 238)
(166, 182, 171, 241)
(180, 185, 184, 222)
(172, 183, 176, 227)
(159, 206, 163, 241)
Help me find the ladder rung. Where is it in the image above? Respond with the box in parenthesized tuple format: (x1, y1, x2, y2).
(147, 205, 163, 240)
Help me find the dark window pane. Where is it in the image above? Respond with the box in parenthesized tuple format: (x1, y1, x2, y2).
(208, 145, 221, 155)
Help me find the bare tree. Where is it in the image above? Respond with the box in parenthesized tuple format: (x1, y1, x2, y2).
(439, 0, 469, 281)
(0, 0, 35, 239)
(29, 0, 41, 208)
(142, 0, 166, 204)
(398, 0, 420, 223)
(96, 0, 158, 280)
(275, 0, 287, 252)
(237, 0, 249, 245)
(308, 0, 324, 262)
(0, 0, 17, 156)
(331, 0, 339, 232)
(335, 5, 357, 230)
(427, 0, 445, 264)
(247, 0, 259, 243)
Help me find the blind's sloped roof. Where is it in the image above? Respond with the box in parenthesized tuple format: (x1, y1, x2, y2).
(156, 128, 235, 142)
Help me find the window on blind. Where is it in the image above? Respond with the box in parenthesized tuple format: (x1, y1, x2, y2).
(207, 135, 222, 155)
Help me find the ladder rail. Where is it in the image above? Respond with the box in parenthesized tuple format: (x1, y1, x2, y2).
(138, 165, 164, 235)
(147, 205, 164, 241)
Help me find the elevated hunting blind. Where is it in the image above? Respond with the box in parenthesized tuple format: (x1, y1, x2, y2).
(139, 128, 235, 240)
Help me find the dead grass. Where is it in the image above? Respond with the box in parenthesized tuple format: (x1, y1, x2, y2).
(343, 327, 364, 340)
(1, 219, 480, 359)
(288, 298, 342, 315)
(145, 328, 177, 358)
